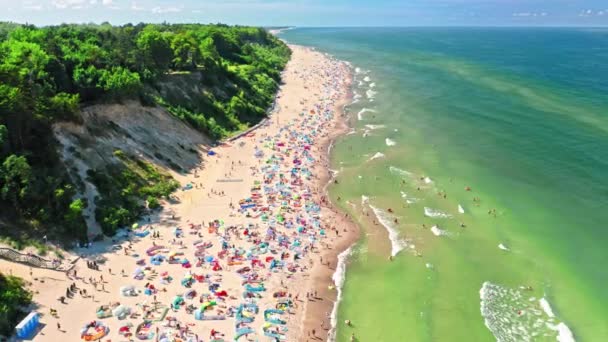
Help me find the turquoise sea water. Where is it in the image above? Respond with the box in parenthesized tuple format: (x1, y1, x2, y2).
(279, 28, 608, 341)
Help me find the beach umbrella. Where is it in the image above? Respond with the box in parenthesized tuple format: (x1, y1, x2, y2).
(207, 150, 217, 156)
(132, 223, 139, 229)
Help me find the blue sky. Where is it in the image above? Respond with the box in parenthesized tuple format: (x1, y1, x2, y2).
(1, 0, 608, 26)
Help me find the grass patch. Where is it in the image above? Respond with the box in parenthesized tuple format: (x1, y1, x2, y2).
(89, 150, 179, 235)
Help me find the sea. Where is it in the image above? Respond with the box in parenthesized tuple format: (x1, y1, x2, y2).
(279, 28, 608, 342)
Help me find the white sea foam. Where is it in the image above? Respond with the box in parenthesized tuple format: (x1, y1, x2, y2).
(430, 225, 447, 236)
(458, 204, 465, 214)
(346, 129, 356, 135)
(400, 191, 418, 204)
(540, 298, 555, 318)
(327, 245, 354, 342)
(363, 76, 371, 82)
(369, 82, 376, 88)
(480, 282, 576, 342)
(389, 166, 413, 178)
(353, 92, 362, 99)
(368, 152, 385, 161)
(355, 67, 362, 74)
(357, 108, 376, 121)
(554, 323, 575, 342)
(366, 89, 377, 99)
(362, 129, 370, 137)
(424, 207, 452, 218)
(364, 124, 385, 130)
(385, 138, 396, 146)
(361, 195, 369, 205)
(369, 204, 406, 256)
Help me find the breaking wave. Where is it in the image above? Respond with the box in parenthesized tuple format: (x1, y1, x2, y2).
(327, 245, 354, 342)
(366, 89, 377, 99)
(424, 207, 452, 218)
(480, 282, 576, 342)
(368, 152, 385, 161)
(357, 108, 376, 121)
(389, 166, 413, 178)
(364, 124, 385, 130)
(369, 204, 406, 256)
(400, 191, 418, 204)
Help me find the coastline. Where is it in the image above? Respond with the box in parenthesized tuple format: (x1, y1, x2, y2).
(293, 69, 360, 342)
(0, 44, 360, 342)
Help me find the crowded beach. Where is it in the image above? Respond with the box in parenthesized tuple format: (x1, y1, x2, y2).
(0, 45, 358, 342)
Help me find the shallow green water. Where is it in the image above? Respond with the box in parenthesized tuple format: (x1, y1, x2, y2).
(280, 28, 608, 342)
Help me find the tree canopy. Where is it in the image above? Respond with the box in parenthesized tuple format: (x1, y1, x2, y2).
(0, 22, 290, 244)
(0, 273, 32, 336)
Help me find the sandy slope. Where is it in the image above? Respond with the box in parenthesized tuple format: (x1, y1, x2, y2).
(0, 45, 357, 342)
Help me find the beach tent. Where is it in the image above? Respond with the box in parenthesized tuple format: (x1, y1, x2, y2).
(172, 296, 184, 309)
(234, 327, 254, 340)
(80, 321, 109, 341)
(120, 285, 137, 297)
(207, 150, 217, 156)
(112, 305, 131, 320)
(264, 309, 286, 325)
(15, 312, 39, 339)
(96, 305, 112, 319)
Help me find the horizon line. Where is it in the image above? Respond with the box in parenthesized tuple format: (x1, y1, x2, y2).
(1, 21, 606, 29)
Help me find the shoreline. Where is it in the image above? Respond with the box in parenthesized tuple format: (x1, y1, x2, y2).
(294, 68, 360, 341)
(0, 44, 360, 342)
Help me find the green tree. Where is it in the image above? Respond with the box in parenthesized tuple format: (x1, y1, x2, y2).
(171, 31, 200, 70)
(47, 92, 80, 121)
(0, 273, 32, 336)
(0, 154, 31, 209)
(136, 27, 173, 75)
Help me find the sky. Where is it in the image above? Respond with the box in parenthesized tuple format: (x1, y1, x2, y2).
(1, 0, 608, 27)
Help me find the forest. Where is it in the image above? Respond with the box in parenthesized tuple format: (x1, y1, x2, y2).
(0, 22, 290, 246)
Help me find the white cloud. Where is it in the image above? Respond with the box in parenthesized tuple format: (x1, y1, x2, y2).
(151, 6, 183, 14)
(513, 11, 548, 18)
(579, 9, 605, 17)
(131, 2, 144, 11)
(102, 0, 112, 5)
(23, 4, 44, 11)
(52, 0, 87, 9)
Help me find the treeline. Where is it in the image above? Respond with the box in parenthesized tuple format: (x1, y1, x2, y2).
(0, 273, 32, 336)
(0, 22, 290, 244)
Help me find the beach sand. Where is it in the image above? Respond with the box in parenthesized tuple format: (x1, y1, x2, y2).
(0, 45, 358, 342)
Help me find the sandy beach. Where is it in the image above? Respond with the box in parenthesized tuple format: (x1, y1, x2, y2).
(0, 44, 358, 342)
